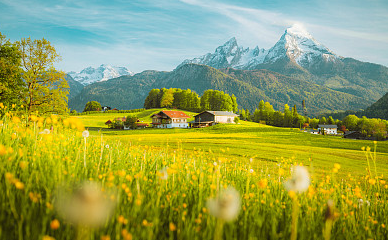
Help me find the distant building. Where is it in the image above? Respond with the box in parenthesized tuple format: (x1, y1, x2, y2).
(102, 106, 111, 112)
(190, 111, 238, 128)
(318, 124, 338, 135)
(151, 110, 190, 128)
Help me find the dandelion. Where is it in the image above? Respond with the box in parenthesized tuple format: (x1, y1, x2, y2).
(50, 219, 60, 230)
(249, 169, 254, 174)
(55, 181, 116, 227)
(158, 167, 168, 180)
(169, 222, 177, 231)
(207, 186, 240, 222)
(82, 130, 89, 138)
(284, 166, 310, 193)
(39, 129, 51, 134)
(105, 144, 109, 149)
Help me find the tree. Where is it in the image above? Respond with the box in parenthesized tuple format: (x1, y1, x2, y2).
(17, 37, 69, 114)
(239, 109, 246, 120)
(327, 116, 335, 124)
(342, 115, 359, 131)
(233, 116, 239, 124)
(84, 101, 102, 112)
(124, 116, 138, 130)
(160, 88, 174, 108)
(144, 89, 160, 109)
(0, 32, 24, 107)
(283, 104, 292, 127)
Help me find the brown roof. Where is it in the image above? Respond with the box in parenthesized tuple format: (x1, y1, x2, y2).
(161, 111, 190, 119)
(136, 123, 149, 126)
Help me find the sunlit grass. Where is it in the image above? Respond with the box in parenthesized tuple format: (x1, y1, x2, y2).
(0, 108, 387, 240)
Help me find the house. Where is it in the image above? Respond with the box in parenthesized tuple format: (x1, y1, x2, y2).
(136, 123, 149, 129)
(190, 111, 239, 128)
(308, 129, 319, 135)
(151, 111, 190, 128)
(318, 124, 338, 135)
(102, 106, 111, 112)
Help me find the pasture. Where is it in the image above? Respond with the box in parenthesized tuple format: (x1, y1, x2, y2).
(0, 110, 387, 240)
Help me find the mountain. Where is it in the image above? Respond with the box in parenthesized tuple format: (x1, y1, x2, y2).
(68, 64, 370, 114)
(181, 24, 388, 102)
(65, 74, 84, 100)
(362, 92, 388, 119)
(180, 25, 338, 71)
(68, 64, 134, 86)
(69, 70, 168, 112)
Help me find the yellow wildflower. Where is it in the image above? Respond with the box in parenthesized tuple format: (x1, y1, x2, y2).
(50, 219, 60, 230)
(169, 222, 177, 231)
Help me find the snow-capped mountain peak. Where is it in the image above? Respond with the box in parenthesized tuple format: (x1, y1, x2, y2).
(180, 25, 340, 70)
(68, 64, 134, 86)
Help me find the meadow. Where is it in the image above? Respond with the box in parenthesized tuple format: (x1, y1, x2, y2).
(0, 109, 387, 240)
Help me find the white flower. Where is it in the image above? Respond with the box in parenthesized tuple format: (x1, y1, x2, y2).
(105, 144, 109, 149)
(82, 130, 89, 138)
(358, 199, 370, 208)
(284, 166, 310, 193)
(207, 186, 241, 222)
(158, 167, 168, 180)
(249, 169, 254, 173)
(213, 162, 217, 166)
(55, 181, 116, 227)
(39, 129, 51, 134)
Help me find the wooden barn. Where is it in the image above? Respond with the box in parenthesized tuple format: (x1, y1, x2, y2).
(190, 111, 238, 128)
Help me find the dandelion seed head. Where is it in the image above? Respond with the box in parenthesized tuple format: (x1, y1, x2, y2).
(82, 130, 89, 138)
(207, 186, 240, 222)
(284, 166, 310, 193)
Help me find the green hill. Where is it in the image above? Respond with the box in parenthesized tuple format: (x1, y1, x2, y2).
(362, 92, 388, 119)
(68, 64, 371, 115)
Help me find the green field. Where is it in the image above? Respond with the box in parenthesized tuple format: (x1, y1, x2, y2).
(1, 110, 388, 240)
(78, 110, 388, 177)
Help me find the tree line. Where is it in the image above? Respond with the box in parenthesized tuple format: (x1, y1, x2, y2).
(144, 88, 238, 113)
(0, 32, 68, 115)
(241, 100, 388, 140)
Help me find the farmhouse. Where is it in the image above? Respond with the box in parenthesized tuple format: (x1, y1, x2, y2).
(318, 124, 338, 135)
(190, 111, 238, 128)
(151, 110, 190, 128)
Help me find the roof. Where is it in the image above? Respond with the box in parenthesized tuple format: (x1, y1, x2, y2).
(152, 111, 190, 119)
(195, 111, 238, 117)
(105, 120, 112, 125)
(136, 123, 149, 126)
(318, 124, 338, 128)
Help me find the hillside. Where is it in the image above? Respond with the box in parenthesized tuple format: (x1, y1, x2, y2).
(68, 64, 370, 115)
(65, 74, 84, 100)
(362, 92, 388, 119)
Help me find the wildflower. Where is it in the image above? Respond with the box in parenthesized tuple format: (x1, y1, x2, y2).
(0, 145, 6, 155)
(101, 236, 111, 240)
(258, 179, 268, 189)
(50, 219, 60, 230)
(42, 236, 55, 240)
(39, 129, 51, 134)
(358, 199, 370, 208)
(55, 181, 116, 227)
(334, 163, 341, 170)
(169, 222, 177, 231)
(207, 186, 240, 222)
(158, 167, 168, 180)
(82, 130, 89, 138)
(105, 144, 109, 149)
(249, 169, 254, 174)
(15, 181, 24, 190)
(284, 166, 310, 193)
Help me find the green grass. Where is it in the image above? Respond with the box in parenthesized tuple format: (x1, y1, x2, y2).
(77, 111, 388, 177)
(1, 111, 387, 240)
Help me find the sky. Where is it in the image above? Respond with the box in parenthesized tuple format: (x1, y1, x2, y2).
(1, 0, 387, 73)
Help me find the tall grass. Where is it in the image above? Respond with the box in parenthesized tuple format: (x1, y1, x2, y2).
(0, 109, 387, 240)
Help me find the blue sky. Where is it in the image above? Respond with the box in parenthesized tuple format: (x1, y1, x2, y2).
(1, 0, 387, 73)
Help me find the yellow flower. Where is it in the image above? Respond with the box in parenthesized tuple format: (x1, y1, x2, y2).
(332, 168, 338, 173)
(169, 222, 177, 231)
(0, 145, 7, 155)
(101, 236, 111, 240)
(50, 219, 60, 230)
(42, 236, 55, 240)
(334, 163, 341, 170)
(15, 181, 24, 190)
(258, 179, 268, 189)
(369, 179, 376, 185)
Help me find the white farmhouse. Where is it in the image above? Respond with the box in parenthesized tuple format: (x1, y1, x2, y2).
(151, 110, 190, 128)
(318, 124, 338, 135)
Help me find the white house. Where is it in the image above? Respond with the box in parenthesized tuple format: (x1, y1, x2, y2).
(151, 110, 190, 128)
(190, 111, 239, 128)
(318, 124, 338, 135)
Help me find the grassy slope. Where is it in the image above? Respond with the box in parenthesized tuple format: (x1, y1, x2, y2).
(77, 110, 388, 177)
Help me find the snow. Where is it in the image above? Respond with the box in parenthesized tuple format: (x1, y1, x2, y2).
(68, 64, 134, 86)
(180, 26, 340, 70)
